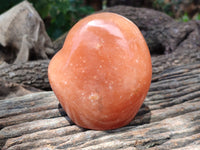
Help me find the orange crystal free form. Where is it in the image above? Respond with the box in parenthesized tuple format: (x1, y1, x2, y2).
(48, 12, 152, 130)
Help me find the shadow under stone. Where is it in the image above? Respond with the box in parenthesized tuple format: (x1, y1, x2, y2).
(58, 103, 75, 125)
(58, 102, 151, 133)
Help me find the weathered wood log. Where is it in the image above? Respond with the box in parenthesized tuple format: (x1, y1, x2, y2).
(102, 6, 200, 54)
(0, 60, 50, 90)
(0, 1, 54, 64)
(0, 79, 42, 100)
(0, 63, 200, 149)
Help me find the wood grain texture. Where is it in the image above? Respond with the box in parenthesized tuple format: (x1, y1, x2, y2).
(0, 63, 200, 149)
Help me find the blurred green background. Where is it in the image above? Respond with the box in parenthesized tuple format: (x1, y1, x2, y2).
(0, 0, 199, 40)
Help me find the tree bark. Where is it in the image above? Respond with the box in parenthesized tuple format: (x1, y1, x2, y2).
(103, 6, 200, 54)
(0, 79, 41, 100)
(0, 60, 50, 90)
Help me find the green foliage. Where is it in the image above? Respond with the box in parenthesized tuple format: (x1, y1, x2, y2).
(153, 0, 199, 22)
(179, 12, 200, 22)
(31, 0, 94, 39)
(194, 13, 200, 21)
(180, 13, 190, 22)
(0, 0, 94, 40)
(0, 0, 22, 14)
(153, 0, 181, 17)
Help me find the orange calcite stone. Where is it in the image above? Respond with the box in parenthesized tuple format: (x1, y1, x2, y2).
(48, 12, 152, 130)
